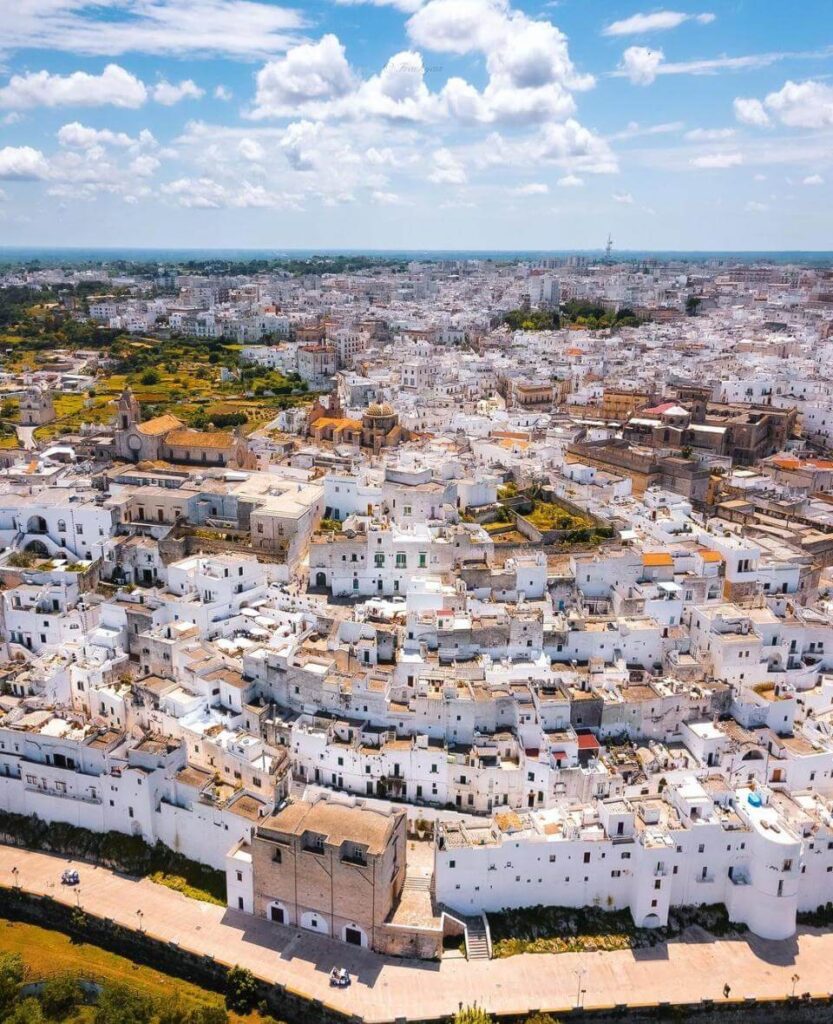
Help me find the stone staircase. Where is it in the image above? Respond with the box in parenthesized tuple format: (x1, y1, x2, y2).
(402, 874, 432, 894)
(461, 914, 490, 960)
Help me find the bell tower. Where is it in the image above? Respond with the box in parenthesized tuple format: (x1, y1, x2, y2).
(118, 387, 140, 430)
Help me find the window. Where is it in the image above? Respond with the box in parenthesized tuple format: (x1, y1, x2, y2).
(273, 847, 282, 863)
(583, 852, 590, 864)
(395, 552, 407, 568)
(449, 860, 456, 869)
(57, 519, 66, 532)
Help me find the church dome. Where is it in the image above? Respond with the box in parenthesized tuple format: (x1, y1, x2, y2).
(365, 401, 394, 418)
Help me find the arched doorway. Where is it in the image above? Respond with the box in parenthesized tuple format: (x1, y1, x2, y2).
(315, 571, 327, 588)
(26, 515, 48, 534)
(268, 901, 288, 925)
(640, 913, 662, 929)
(24, 540, 50, 557)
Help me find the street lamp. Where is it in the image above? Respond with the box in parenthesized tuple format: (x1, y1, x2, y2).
(136, 909, 144, 933)
(791, 973, 800, 998)
(74, 889, 81, 909)
(11, 867, 19, 891)
(575, 966, 587, 1009)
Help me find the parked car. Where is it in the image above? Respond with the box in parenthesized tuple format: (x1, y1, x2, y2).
(329, 967, 350, 988)
(60, 869, 80, 886)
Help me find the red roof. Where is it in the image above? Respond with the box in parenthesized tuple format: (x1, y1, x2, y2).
(576, 733, 601, 750)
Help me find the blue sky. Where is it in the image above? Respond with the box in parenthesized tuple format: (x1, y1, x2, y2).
(0, 0, 831, 250)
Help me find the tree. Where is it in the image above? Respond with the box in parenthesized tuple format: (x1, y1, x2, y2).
(0, 953, 24, 1014)
(454, 1008, 492, 1024)
(4, 999, 44, 1024)
(39, 974, 82, 1018)
(139, 369, 160, 386)
(685, 296, 701, 317)
(224, 967, 258, 1014)
(94, 983, 154, 1024)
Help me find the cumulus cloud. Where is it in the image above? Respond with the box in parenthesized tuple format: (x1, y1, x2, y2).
(250, 35, 356, 118)
(0, 145, 50, 180)
(734, 80, 833, 130)
(57, 122, 137, 148)
(603, 10, 714, 36)
(428, 147, 467, 184)
(130, 154, 161, 177)
(214, 85, 233, 101)
(152, 79, 204, 105)
(620, 46, 664, 86)
(733, 96, 770, 126)
(557, 173, 583, 187)
(763, 79, 833, 128)
(161, 175, 301, 209)
(803, 174, 824, 185)
(690, 151, 742, 168)
(238, 137, 266, 161)
(612, 190, 634, 203)
(0, 64, 147, 110)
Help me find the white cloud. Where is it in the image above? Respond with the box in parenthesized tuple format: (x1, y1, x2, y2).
(250, 34, 356, 118)
(763, 79, 833, 128)
(161, 175, 301, 208)
(407, 0, 594, 124)
(510, 182, 548, 195)
(130, 154, 161, 177)
(691, 151, 742, 168)
(238, 137, 266, 161)
(620, 46, 664, 86)
(57, 122, 137, 148)
(603, 10, 714, 37)
(214, 85, 233, 101)
(0, 64, 147, 110)
(557, 173, 583, 186)
(744, 200, 768, 212)
(803, 174, 824, 186)
(733, 97, 770, 126)
(334, 0, 423, 12)
(0, 145, 50, 180)
(612, 190, 634, 204)
(428, 147, 467, 184)
(0, 0, 307, 60)
(684, 127, 734, 141)
(372, 189, 410, 205)
(152, 79, 204, 105)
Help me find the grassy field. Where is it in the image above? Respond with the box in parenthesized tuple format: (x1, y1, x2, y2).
(0, 917, 263, 1024)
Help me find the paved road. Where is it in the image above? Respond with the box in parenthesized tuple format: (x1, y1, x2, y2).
(1, 846, 831, 1022)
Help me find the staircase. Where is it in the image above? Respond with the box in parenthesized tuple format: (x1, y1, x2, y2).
(402, 874, 432, 895)
(461, 914, 490, 960)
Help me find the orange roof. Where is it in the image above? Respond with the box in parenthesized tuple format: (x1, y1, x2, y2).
(565, 347, 584, 356)
(137, 413, 183, 436)
(164, 429, 234, 450)
(642, 552, 673, 567)
(698, 548, 722, 563)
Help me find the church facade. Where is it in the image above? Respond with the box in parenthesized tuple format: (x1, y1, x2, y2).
(114, 388, 257, 469)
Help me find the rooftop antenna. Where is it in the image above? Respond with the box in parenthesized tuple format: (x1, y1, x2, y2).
(605, 233, 613, 263)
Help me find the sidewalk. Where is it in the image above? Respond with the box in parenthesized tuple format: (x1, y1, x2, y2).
(1, 845, 832, 1022)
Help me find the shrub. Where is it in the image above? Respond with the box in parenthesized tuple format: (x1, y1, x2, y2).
(224, 967, 258, 1014)
(95, 983, 154, 1024)
(39, 974, 82, 1018)
(139, 370, 160, 386)
(5, 998, 44, 1024)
